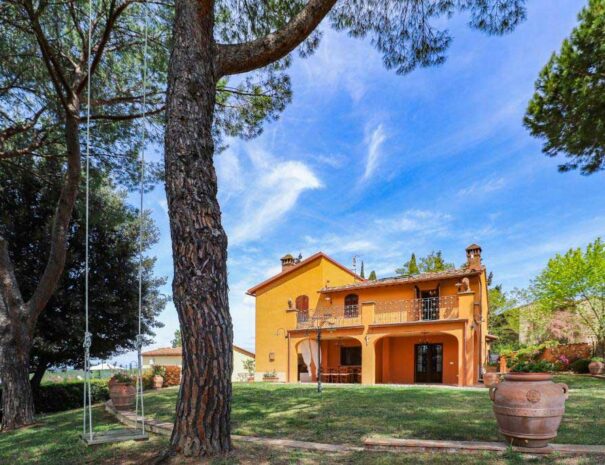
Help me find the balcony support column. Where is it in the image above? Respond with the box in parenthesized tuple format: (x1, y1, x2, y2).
(360, 336, 376, 385)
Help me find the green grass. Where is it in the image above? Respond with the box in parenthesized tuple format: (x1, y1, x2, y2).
(143, 374, 605, 446)
(1, 374, 603, 465)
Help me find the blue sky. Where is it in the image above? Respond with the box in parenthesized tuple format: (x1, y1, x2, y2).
(119, 0, 603, 364)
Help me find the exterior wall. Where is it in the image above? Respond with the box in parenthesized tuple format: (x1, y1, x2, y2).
(286, 295, 479, 386)
(143, 352, 254, 382)
(233, 349, 254, 382)
(142, 355, 181, 367)
(375, 334, 459, 384)
(254, 257, 358, 381)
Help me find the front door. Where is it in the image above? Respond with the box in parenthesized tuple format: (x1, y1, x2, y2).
(414, 343, 443, 383)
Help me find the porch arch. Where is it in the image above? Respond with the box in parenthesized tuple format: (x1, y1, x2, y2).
(294, 336, 362, 383)
(374, 332, 460, 385)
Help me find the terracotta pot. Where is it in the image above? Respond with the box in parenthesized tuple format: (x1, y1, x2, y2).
(152, 375, 164, 389)
(489, 372, 568, 448)
(263, 376, 279, 382)
(483, 372, 500, 388)
(109, 382, 136, 411)
(588, 361, 604, 375)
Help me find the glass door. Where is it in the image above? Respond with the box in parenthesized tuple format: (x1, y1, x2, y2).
(414, 343, 443, 383)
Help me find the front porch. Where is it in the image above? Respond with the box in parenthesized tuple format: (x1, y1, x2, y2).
(290, 323, 477, 387)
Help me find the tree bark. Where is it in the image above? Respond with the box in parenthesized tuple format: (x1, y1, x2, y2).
(0, 297, 35, 430)
(164, 0, 233, 456)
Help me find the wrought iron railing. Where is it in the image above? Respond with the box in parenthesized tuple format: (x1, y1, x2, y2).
(296, 305, 362, 329)
(373, 295, 459, 325)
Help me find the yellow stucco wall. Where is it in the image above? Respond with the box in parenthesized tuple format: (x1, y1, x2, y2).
(254, 256, 358, 381)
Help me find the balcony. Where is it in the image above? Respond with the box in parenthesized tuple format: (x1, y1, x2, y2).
(296, 304, 362, 329)
(373, 295, 459, 325)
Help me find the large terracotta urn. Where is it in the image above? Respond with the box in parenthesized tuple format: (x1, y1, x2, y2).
(489, 373, 568, 448)
(483, 372, 500, 388)
(152, 375, 164, 389)
(588, 361, 604, 375)
(109, 380, 136, 411)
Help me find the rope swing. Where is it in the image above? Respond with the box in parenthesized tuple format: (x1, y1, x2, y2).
(81, 0, 150, 445)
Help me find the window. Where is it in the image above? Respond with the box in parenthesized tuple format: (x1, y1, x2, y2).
(344, 294, 359, 318)
(296, 295, 309, 322)
(340, 346, 362, 366)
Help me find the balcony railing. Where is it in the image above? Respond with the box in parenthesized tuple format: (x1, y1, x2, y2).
(296, 305, 362, 329)
(373, 295, 459, 325)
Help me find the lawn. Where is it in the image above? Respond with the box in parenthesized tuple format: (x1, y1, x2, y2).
(143, 374, 605, 446)
(1, 375, 603, 465)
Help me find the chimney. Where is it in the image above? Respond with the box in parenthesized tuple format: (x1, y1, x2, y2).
(280, 254, 296, 271)
(466, 244, 482, 271)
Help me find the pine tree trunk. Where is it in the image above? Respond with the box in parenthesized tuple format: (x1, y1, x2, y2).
(29, 358, 48, 394)
(0, 324, 35, 430)
(164, 0, 233, 457)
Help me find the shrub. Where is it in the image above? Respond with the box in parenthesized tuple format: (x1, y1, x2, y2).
(162, 365, 181, 386)
(510, 360, 555, 373)
(142, 368, 155, 390)
(151, 365, 166, 377)
(570, 358, 591, 373)
(109, 371, 135, 385)
(501, 341, 559, 367)
(19, 379, 109, 414)
(553, 354, 571, 371)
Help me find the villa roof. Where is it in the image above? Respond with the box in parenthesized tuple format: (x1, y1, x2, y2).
(142, 345, 255, 359)
(246, 251, 364, 296)
(319, 267, 483, 294)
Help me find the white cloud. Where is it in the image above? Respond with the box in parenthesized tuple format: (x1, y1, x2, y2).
(457, 177, 507, 197)
(311, 153, 347, 168)
(224, 145, 322, 246)
(362, 124, 387, 181)
(375, 209, 453, 236)
(216, 147, 244, 202)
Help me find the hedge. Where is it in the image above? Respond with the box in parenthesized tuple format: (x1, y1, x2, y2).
(0, 379, 109, 418)
(35, 379, 110, 413)
(569, 358, 591, 374)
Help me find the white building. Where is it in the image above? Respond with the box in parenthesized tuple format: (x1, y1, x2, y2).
(141, 345, 255, 382)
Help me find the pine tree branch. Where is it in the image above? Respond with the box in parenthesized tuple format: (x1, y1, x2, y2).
(26, 113, 81, 329)
(0, 107, 46, 145)
(76, 0, 142, 95)
(216, 0, 336, 76)
(88, 105, 165, 121)
(22, 0, 71, 110)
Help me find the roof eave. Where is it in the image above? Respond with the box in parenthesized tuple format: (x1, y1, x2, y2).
(319, 269, 482, 294)
(246, 251, 363, 296)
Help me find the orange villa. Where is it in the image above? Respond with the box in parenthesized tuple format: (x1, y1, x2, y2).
(247, 244, 495, 386)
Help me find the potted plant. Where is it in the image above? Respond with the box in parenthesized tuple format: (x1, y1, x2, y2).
(151, 365, 166, 389)
(108, 372, 137, 411)
(489, 360, 568, 448)
(262, 370, 279, 382)
(242, 359, 255, 382)
(588, 357, 604, 375)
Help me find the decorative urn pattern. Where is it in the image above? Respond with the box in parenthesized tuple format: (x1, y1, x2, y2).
(489, 373, 568, 448)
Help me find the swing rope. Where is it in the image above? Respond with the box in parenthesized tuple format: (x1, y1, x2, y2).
(82, 0, 149, 443)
